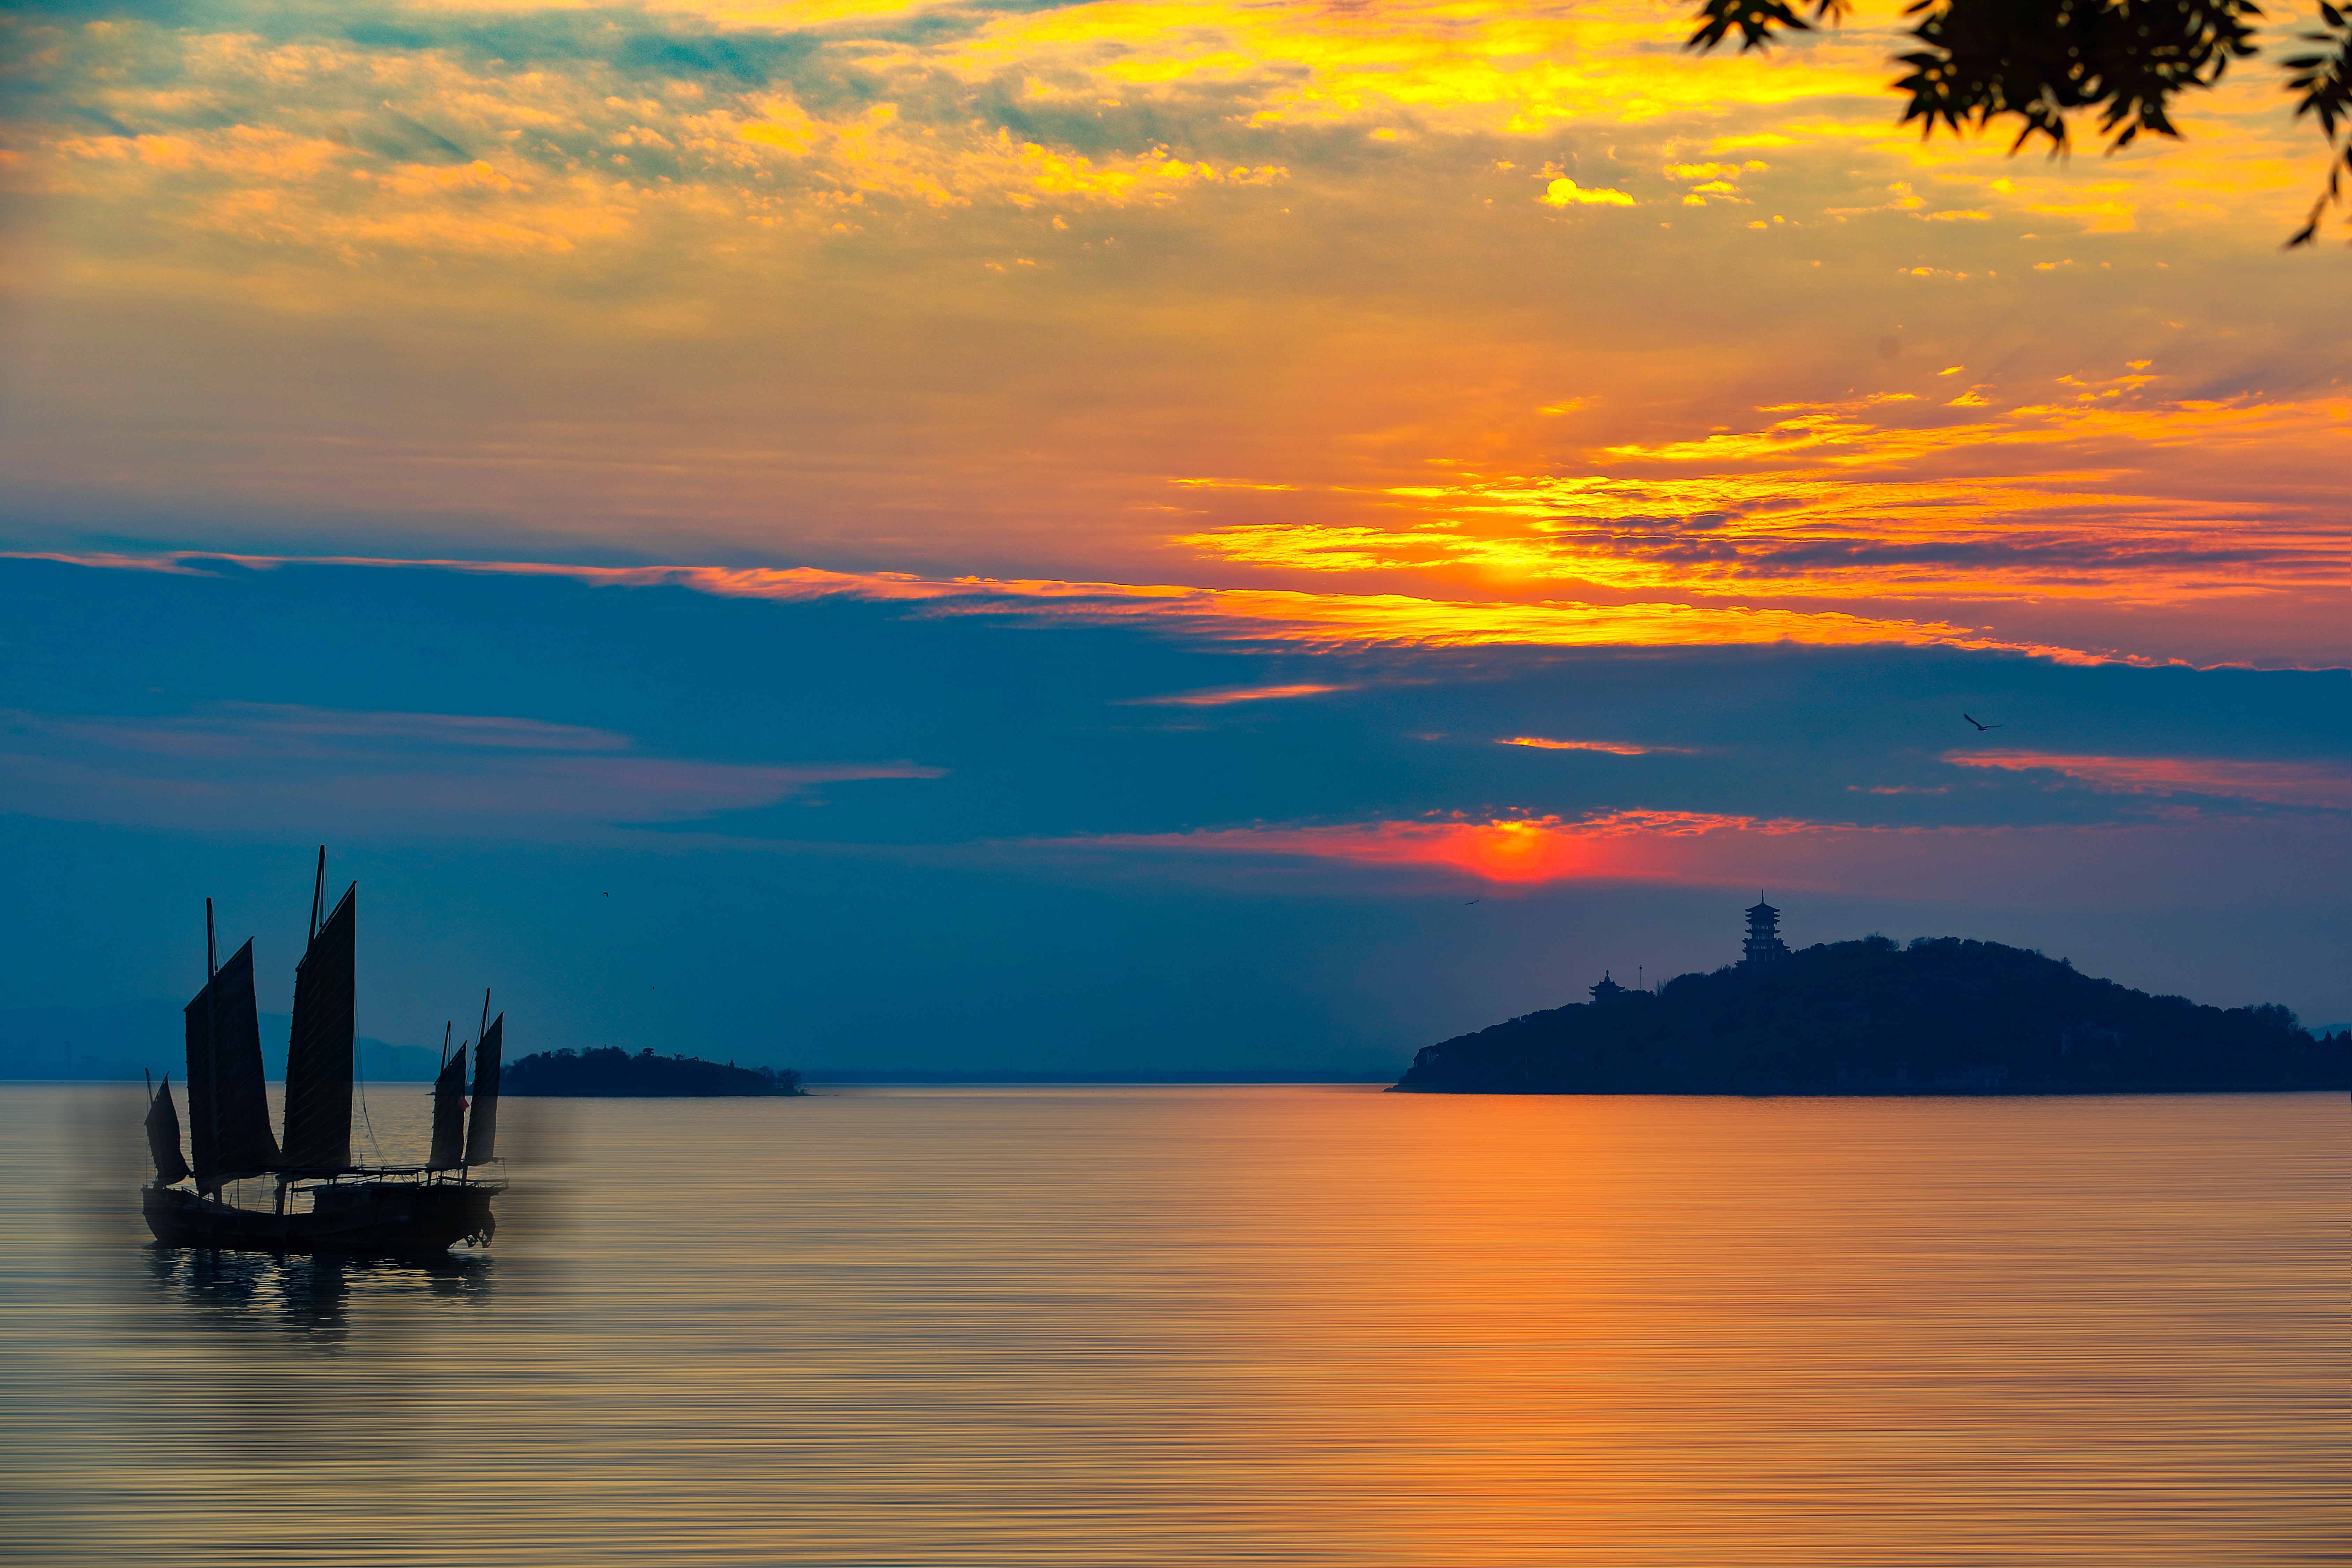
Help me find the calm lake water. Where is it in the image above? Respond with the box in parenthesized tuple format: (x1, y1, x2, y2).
(0, 1084, 2342, 1566)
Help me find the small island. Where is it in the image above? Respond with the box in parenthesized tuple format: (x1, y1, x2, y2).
(503, 1047, 805, 1097)
(1394, 901, 2351, 1096)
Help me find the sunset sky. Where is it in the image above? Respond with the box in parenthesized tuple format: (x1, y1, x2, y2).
(5, 0, 2350, 1074)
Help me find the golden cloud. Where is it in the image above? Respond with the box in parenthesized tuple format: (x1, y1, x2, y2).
(22, 0, 2323, 281)
(1171, 381, 2352, 607)
(8, 0, 2343, 684)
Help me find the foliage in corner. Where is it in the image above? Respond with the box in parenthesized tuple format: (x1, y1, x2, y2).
(2284, 2, 2352, 241)
(1685, 0, 2352, 245)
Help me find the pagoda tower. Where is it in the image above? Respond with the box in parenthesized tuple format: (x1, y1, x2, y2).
(1742, 895, 1791, 966)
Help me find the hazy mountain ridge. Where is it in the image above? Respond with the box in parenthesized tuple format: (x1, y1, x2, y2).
(0, 1000, 444, 1082)
(1393, 936, 2352, 1095)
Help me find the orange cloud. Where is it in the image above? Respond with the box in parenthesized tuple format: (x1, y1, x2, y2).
(1947, 751, 2352, 809)
(1066, 811, 1807, 884)
(1497, 736, 1693, 755)
(9, 551, 2110, 660)
(14, 0, 2340, 681)
(1171, 383, 2352, 610)
(1123, 682, 1350, 706)
(1024, 808, 2352, 904)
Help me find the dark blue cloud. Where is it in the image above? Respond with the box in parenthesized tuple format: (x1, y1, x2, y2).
(313, 2, 1079, 82)
(10, 556, 2352, 843)
(2, 0, 193, 18)
(610, 28, 822, 85)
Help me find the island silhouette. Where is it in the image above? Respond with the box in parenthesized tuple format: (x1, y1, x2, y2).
(1393, 903, 2351, 1096)
(503, 1047, 804, 1098)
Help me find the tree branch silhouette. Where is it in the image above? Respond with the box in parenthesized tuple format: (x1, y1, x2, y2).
(1685, 0, 2352, 246)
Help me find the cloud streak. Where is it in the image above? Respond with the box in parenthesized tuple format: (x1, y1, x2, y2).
(1172, 385, 2352, 610)
(1498, 736, 1695, 756)
(1947, 750, 2352, 810)
(40, 703, 635, 757)
(8, 552, 2116, 661)
(1020, 807, 2352, 905)
(0, 702, 945, 835)
(1121, 682, 1351, 707)
(1067, 811, 1813, 884)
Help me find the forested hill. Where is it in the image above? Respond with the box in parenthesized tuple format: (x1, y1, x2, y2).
(1392, 937, 2351, 1096)
(503, 1047, 804, 1097)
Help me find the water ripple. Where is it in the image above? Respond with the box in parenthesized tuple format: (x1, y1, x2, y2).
(1, 1085, 2342, 1566)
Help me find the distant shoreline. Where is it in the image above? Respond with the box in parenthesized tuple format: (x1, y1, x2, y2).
(0, 1074, 1389, 1088)
(798, 1072, 1396, 1085)
(3, 1076, 2341, 1097)
(0, 1069, 1396, 1086)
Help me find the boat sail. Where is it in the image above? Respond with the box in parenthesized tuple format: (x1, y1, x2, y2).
(144, 1074, 190, 1187)
(184, 904, 279, 1190)
(465, 1007, 503, 1166)
(280, 847, 355, 1177)
(429, 1039, 469, 1170)
(142, 849, 504, 1255)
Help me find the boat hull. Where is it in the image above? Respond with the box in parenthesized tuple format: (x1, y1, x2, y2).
(143, 1180, 499, 1255)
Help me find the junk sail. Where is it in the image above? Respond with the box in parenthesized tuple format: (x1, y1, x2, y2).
(146, 1075, 191, 1186)
(429, 1044, 469, 1170)
(281, 863, 357, 1174)
(185, 927, 279, 1189)
(463, 1013, 503, 1166)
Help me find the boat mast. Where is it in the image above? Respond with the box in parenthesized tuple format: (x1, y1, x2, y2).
(201, 899, 218, 1180)
(309, 844, 326, 942)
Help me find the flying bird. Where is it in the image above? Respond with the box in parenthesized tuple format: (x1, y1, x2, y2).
(1464, 899, 1481, 905)
(1963, 714, 2003, 731)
